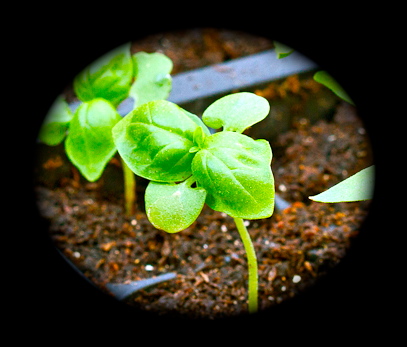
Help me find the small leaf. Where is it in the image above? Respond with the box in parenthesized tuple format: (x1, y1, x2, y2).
(309, 165, 375, 202)
(274, 41, 294, 59)
(130, 52, 173, 108)
(112, 100, 204, 182)
(73, 43, 133, 106)
(192, 131, 275, 219)
(145, 178, 207, 233)
(39, 96, 73, 146)
(202, 92, 270, 133)
(65, 99, 121, 182)
(313, 71, 355, 105)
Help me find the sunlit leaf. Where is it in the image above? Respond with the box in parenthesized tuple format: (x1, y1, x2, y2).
(145, 178, 206, 233)
(314, 70, 355, 105)
(202, 92, 270, 133)
(73, 43, 133, 106)
(192, 131, 275, 219)
(112, 100, 207, 182)
(309, 165, 375, 202)
(65, 99, 121, 182)
(130, 52, 173, 108)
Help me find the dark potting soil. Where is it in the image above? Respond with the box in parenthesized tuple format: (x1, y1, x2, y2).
(35, 107, 371, 320)
(34, 28, 373, 320)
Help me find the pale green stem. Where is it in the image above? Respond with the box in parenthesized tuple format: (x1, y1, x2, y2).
(121, 158, 136, 215)
(233, 217, 258, 314)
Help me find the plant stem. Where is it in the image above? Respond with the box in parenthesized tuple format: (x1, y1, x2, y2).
(233, 217, 258, 314)
(121, 158, 136, 215)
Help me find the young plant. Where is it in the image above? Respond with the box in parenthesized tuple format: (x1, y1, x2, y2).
(39, 43, 173, 215)
(112, 92, 275, 313)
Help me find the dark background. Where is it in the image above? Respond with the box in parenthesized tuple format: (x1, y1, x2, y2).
(15, 8, 397, 343)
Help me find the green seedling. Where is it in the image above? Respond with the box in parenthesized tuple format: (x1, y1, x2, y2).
(39, 43, 173, 215)
(112, 92, 275, 313)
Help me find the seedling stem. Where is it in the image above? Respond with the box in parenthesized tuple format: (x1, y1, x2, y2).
(121, 157, 136, 215)
(233, 217, 258, 314)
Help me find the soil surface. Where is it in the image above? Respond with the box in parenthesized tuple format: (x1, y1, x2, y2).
(34, 28, 373, 320)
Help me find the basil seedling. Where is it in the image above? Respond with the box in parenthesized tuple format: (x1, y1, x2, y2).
(113, 92, 275, 313)
(39, 44, 173, 215)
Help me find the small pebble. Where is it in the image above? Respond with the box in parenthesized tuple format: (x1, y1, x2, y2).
(293, 275, 301, 283)
(145, 264, 154, 271)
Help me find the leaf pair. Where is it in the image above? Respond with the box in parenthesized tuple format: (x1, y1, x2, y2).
(74, 44, 173, 110)
(39, 47, 174, 183)
(113, 92, 275, 233)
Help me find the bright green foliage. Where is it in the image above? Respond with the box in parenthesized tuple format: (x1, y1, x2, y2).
(130, 52, 173, 108)
(191, 131, 274, 219)
(313, 70, 354, 105)
(202, 92, 270, 133)
(65, 99, 121, 182)
(145, 177, 207, 233)
(73, 43, 133, 107)
(113, 92, 275, 232)
(309, 165, 375, 202)
(39, 96, 73, 146)
(39, 44, 175, 181)
(112, 100, 208, 183)
(39, 47, 174, 216)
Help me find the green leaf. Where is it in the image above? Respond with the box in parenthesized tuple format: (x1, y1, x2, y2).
(130, 52, 173, 108)
(274, 41, 294, 59)
(112, 100, 206, 182)
(39, 96, 73, 146)
(192, 131, 275, 219)
(313, 71, 355, 105)
(73, 43, 133, 107)
(202, 92, 270, 133)
(309, 165, 375, 202)
(65, 99, 121, 182)
(145, 177, 207, 233)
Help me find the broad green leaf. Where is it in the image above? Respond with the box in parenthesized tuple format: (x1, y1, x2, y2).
(314, 71, 355, 105)
(112, 100, 206, 182)
(65, 99, 121, 182)
(192, 131, 275, 219)
(309, 165, 375, 202)
(73, 43, 133, 106)
(202, 92, 270, 133)
(130, 52, 173, 108)
(274, 41, 294, 59)
(145, 177, 207, 233)
(39, 96, 73, 146)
